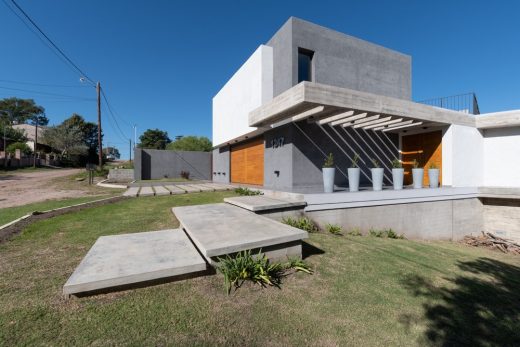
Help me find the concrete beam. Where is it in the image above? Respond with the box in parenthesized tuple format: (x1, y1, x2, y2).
(317, 110, 354, 125)
(331, 112, 367, 126)
(351, 116, 391, 128)
(476, 110, 520, 129)
(291, 105, 325, 122)
(381, 121, 422, 132)
(364, 118, 403, 130)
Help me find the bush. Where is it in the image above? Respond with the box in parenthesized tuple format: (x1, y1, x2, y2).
(180, 170, 190, 180)
(282, 216, 319, 233)
(234, 187, 263, 196)
(325, 223, 342, 235)
(347, 227, 362, 236)
(216, 250, 312, 294)
(369, 228, 405, 239)
(6, 142, 32, 156)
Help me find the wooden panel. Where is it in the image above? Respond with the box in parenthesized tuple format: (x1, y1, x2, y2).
(402, 131, 442, 186)
(230, 137, 264, 185)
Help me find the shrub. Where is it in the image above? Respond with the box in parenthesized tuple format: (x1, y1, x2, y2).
(412, 159, 420, 169)
(323, 153, 334, 168)
(234, 187, 263, 196)
(429, 162, 438, 169)
(216, 250, 312, 294)
(6, 142, 32, 156)
(325, 223, 342, 235)
(369, 228, 405, 239)
(371, 158, 380, 168)
(180, 170, 190, 180)
(282, 216, 319, 233)
(351, 153, 360, 168)
(347, 228, 362, 236)
(392, 158, 402, 168)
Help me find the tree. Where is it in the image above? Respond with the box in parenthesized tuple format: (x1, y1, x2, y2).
(103, 146, 120, 159)
(0, 97, 45, 125)
(0, 124, 27, 148)
(166, 136, 212, 152)
(138, 129, 170, 149)
(6, 142, 32, 156)
(29, 114, 49, 127)
(41, 125, 87, 156)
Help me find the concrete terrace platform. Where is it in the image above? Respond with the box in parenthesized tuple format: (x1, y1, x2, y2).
(224, 195, 306, 212)
(63, 229, 207, 296)
(172, 203, 308, 263)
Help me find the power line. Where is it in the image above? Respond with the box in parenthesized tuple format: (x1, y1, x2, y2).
(0, 85, 95, 100)
(0, 79, 90, 88)
(100, 89, 132, 127)
(6, 0, 96, 86)
(101, 89, 130, 140)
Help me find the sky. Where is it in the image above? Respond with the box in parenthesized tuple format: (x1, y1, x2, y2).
(1, 0, 519, 159)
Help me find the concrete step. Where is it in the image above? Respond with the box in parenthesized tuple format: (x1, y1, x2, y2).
(224, 195, 306, 212)
(186, 184, 214, 192)
(153, 186, 170, 196)
(123, 187, 139, 197)
(172, 203, 308, 264)
(177, 185, 200, 193)
(165, 185, 187, 195)
(63, 229, 207, 296)
(139, 186, 154, 196)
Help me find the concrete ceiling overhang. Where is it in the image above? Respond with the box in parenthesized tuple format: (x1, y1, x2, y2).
(249, 82, 477, 132)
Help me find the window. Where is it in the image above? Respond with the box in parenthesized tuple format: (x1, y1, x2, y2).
(298, 48, 314, 83)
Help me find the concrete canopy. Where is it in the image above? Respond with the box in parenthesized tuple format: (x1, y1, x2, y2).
(248, 82, 477, 132)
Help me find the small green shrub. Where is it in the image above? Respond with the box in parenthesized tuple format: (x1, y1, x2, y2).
(323, 153, 334, 168)
(412, 159, 420, 169)
(180, 170, 190, 180)
(392, 158, 402, 168)
(369, 228, 405, 239)
(6, 142, 32, 155)
(351, 153, 360, 168)
(216, 250, 313, 294)
(369, 228, 385, 237)
(347, 228, 362, 236)
(371, 158, 380, 168)
(428, 162, 438, 170)
(325, 223, 342, 235)
(282, 216, 319, 233)
(234, 187, 263, 196)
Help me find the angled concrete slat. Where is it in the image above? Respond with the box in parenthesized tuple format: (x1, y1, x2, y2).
(139, 186, 154, 197)
(153, 186, 171, 196)
(123, 187, 139, 197)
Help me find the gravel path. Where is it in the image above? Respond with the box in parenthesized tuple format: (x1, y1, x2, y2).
(0, 169, 87, 208)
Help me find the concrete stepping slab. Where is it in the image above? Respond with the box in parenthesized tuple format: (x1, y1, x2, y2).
(63, 229, 207, 296)
(176, 184, 201, 193)
(139, 186, 154, 196)
(172, 203, 308, 261)
(165, 185, 187, 194)
(200, 183, 231, 191)
(224, 196, 306, 212)
(153, 186, 170, 196)
(123, 187, 139, 197)
(186, 184, 214, 192)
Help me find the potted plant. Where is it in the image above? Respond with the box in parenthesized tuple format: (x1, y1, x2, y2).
(391, 158, 404, 190)
(322, 153, 335, 193)
(412, 159, 424, 189)
(348, 153, 361, 192)
(428, 162, 440, 188)
(370, 158, 384, 191)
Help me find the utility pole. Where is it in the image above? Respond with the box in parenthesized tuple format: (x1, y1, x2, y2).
(129, 139, 132, 163)
(33, 116, 38, 168)
(133, 124, 137, 148)
(96, 81, 103, 167)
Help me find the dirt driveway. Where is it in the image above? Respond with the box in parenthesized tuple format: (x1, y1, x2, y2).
(0, 169, 100, 208)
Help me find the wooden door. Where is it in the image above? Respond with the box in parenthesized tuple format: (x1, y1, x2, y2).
(402, 131, 442, 186)
(230, 137, 264, 185)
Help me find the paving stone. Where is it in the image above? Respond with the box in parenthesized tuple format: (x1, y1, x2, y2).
(165, 185, 187, 194)
(175, 184, 200, 193)
(224, 196, 306, 212)
(172, 203, 308, 259)
(153, 186, 170, 196)
(186, 184, 213, 192)
(139, 186, 154, 196)
(123, 187, 139, 197)
(63, 229, 207, 296)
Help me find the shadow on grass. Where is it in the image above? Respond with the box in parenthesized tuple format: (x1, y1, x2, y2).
(302, 241, 324, 259)
(401, 257, 520, 346)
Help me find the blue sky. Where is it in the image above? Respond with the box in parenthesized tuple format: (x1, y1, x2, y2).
(1, 0, 519, 159)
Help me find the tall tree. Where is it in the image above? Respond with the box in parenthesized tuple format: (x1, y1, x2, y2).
(138, 129, 171, 149)
(41, 125, 86, 156)
(61, 113, 101, 152)
(166, 136, 212, 152)
(0, 98, 44, 125)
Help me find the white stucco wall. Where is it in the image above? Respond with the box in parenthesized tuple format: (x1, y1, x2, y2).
(482, 127, 520, 187)
(212, 45, 273, 146)
(442, 124, 483, 187)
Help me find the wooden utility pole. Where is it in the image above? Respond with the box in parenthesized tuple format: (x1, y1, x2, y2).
(129, 139, 132, 163)
(96, 82, 103, 167)
(33, 116, 38, 167)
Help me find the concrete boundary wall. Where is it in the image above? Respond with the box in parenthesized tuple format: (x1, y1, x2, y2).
(134, 149, 211, 181)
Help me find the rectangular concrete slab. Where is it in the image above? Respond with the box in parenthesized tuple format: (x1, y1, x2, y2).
(63, 229, 206, 296)
(153, 186, 170, 196)
(187, 184, 214, 192)
(176, 184, 201, 193)
(123, 187, 139, 197)
(172, 203, 308, 258)
(139, 186, 154, 196)
(165, 185, 187, 194)
(202, 183, 234, 191)
(224, 196, 306, 212)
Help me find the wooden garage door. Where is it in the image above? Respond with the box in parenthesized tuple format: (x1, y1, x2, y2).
(230, 137, 264, 185)
(402, 131, 442, 186)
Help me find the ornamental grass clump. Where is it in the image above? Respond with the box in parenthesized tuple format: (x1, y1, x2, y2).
(234, 187, 263, 196)
(282, 216, 319, 233)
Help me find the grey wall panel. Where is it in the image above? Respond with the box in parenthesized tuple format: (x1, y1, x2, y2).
(136, 149, 211, 180)
(264, 124, 294, 190)
(212, 146, 230, 183)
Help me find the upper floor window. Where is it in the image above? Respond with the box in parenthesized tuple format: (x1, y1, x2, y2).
(298, 48, 314, 83)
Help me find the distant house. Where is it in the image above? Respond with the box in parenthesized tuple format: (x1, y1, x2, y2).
(12, 123, 48, 151)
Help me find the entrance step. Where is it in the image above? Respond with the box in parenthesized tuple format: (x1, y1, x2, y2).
(123, 186, 139, 197)
(139, 186, 154, 196)
(153, 186, 170, 196)
(63, 229, 207, 296)
(172, 203, 308, 263)
(224, 195, 306, 212)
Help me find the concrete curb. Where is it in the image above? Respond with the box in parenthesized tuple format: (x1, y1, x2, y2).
(96, 179, 128, 189)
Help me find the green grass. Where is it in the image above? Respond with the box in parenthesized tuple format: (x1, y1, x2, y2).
(1, 192, 519, 346)
(0, 196, 113, 226)
(0, 166, 57, 175)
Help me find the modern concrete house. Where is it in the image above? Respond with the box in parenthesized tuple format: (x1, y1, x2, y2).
(212, 17, 520, 241)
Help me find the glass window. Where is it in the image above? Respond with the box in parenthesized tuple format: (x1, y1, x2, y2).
(298, 48, 314, 83)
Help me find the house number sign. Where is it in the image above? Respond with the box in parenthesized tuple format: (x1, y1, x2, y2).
(270, 137, 285, 148)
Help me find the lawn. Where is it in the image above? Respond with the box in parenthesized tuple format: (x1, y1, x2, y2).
(1, 192, 519, 346)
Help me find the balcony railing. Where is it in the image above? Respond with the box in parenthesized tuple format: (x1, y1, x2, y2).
(418, 92, 480, 115)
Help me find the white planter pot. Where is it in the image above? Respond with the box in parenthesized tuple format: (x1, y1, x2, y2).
(348, 168, 360, 192)
(412, 168, 424, 189)
(428, 169, 440, 188)
(392, 168, 404, 190)
(322, 167, 335, 193)
(371, 168, 384, 191)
